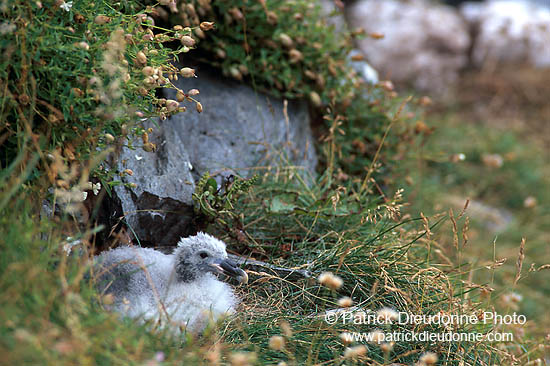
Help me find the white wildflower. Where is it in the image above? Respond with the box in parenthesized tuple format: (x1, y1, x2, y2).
(60, 1, 73, 12)
(92, 182, 101, 195)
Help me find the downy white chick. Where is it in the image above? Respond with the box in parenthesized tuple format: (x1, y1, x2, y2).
(94, 232, 247, 333)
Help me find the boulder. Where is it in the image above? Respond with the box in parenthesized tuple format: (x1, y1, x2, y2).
(114, 119, 196, 247)
(461, 0, 550, 68)
(344, 0, 470, 95)
(164, 66, 318, 183)
(114, 67, 317, 246)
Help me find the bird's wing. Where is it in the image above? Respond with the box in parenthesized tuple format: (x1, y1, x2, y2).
(94, 247, 172, 303)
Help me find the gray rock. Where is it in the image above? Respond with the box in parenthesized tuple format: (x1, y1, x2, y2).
(114, 120, 196, 247)
(345, 0, 470, 96)
(114, 67, 317, 246)
(461, 0, 550, 68)
(165, 67, 317, 183)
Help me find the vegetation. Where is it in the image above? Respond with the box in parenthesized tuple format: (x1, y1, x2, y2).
(1, 0, 546, 365)
(398, 87, 550, 340)
(1, 0, 204, 189)
(171, 0, 416, 176)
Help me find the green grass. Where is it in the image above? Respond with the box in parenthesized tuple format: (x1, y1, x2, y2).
(1, 134, 525, 365)
(398, 110, 550, 339)
(2, 1, 546, 365)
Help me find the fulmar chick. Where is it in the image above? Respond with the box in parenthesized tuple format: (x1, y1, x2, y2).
(94, 232, 248, 333)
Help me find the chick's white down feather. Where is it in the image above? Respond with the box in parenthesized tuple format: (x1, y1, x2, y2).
(94, 232, 244, 333)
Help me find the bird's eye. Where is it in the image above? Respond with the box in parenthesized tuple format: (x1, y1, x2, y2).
(199, 252, 209, 259)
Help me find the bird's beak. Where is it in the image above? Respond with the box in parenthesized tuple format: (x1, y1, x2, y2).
(210, 258, 248, 284)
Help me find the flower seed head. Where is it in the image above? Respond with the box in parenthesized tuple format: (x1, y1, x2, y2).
(180, 35, 196, 47)
(338, 296, 353, 308)
(180, 67, 196, 78)
(266, 11, 278, 25)
(76, 41, 89, 50)
(166, 99, 179, 112)
(229, 352, 256, 366)
(229, 67, 242, 81)
(229, 7, 244, 21)
(136, 51, 147, 64)
(18, 94, 30, 105)
(419, 352, 438, 365)
(94, 15, 111, 25)
(309, 91, 322, 107)
(379, 80, 394, 92)
(279, 320, 292, 337)
(268, 335, 285, 351)
(199, 21, 215, 31)
(524, 196, 537, 208)
(143, 142, 156, 152)
(318, 272, 343, 290)
(215, 48, 226, 59)
(380, 342, 394, 353)
(278, 33, 293, 48)
(344, 345, 367, 359)
(482, 153, 503, 168)
(196, 102, 203, 113)
(288, 49, 303, 63)
(142, 66, 154, 76)
(176, 90, 186, 102)
(339, 332, 352, 345)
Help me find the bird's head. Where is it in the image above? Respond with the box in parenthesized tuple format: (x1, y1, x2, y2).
(173, 232, 248, 284)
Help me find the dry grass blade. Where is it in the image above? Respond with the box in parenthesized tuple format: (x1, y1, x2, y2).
(449, 208, 459, 251)
(514, 238, 526, 285)
(420, 212, 432, 240)
(485, 257, 507, 270)
(457, 199, 470, 220)
(462, 216, 469, 249)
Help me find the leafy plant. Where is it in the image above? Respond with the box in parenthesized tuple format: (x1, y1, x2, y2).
(162, 0, 419, 177)
(193, 172, 258, 225)
(0, 0, 205, 188)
